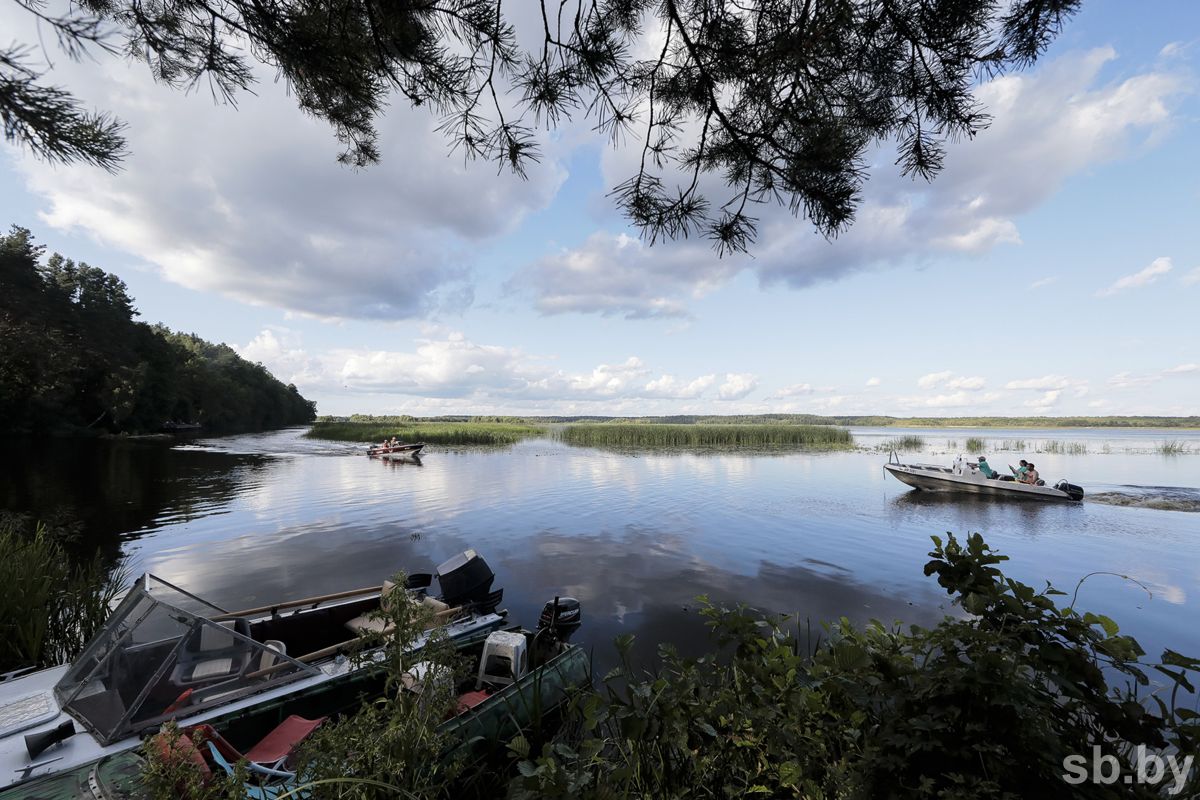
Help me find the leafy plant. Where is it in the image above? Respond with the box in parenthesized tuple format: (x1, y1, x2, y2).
(510, 534, 1200, 799)
(0, 514, 124, 672)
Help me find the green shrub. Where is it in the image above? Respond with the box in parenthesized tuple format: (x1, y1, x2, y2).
(510, 534, 1200, 799)
(0, 515, 124, 672)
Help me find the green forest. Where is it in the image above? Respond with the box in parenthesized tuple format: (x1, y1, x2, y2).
(0, 226, 316, 436)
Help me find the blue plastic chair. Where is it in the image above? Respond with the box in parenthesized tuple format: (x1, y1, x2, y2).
(206, 741, 304, 800)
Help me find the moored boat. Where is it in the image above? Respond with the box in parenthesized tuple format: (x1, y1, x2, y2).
(0, 551, 507, 795)
(884, 453, 1084, 502)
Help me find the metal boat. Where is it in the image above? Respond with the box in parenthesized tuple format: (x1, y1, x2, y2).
(884, 453, 1084, 502)
(0, 551, 507, 793)
(367, 442, 425, 457)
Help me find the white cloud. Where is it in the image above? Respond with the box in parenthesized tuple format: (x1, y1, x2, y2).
(1165, 363, 1198, 375)
(1097, 257, 1173, 297)
(1108, 371, 1162, 389)
(917, 371, 953, 389)
(771, 383, 813, 398)
(3, 6, 566, 321)
(534, 47, 1185, 317)
(1182, 268, 1200, 286)
(1024, 390, 1063, 409)
(642, 373, 717, 399)
(717, 373, 758, 401)
(1005, 374, 1070, 391)
(510, 232, 739, 319)
(865, 377, 881, 387)
(918, 372, 985, 391)
(1029, 276, 1058, 289)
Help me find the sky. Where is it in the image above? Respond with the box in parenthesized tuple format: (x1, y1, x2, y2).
(2, 1, 1198, 418)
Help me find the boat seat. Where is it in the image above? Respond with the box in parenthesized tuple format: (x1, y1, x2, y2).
(344, 588, 459, 635)
(171, 618, 255, 687)
(258, 640, 287, 673)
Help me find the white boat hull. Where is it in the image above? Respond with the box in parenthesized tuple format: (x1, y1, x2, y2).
(885, 463, 1081, 502)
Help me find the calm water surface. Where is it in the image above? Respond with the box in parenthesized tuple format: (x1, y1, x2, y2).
(5, 426, 1199, 669)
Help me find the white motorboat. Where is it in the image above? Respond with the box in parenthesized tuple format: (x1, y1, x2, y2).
(884, 453, 1084, 502)
(0, 551, 507, 792)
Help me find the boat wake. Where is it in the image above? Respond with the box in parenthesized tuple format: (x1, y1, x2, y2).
(1088, 486, 1200, 513)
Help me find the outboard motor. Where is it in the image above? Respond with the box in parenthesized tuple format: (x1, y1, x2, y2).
(436, 550, 497, 609)
(1055, 481, 1085, 502)
(537, 596, 582, 642)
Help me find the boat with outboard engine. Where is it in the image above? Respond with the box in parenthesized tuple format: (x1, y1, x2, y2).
(367, 442, 425, 457)
(884, 453, 1084, 502)
(0, 551, 507, 794)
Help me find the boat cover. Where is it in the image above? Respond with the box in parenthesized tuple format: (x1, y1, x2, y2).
(52, 575, 320, 745)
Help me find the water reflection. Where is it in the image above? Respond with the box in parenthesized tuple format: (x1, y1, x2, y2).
(5, 427, 1199, 673)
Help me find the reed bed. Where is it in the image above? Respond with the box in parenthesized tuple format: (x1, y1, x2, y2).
(1040, 440, 1089, 455)
(964, 437, 987, 453)
(559, 423, 853, 449)
(884, 435, 925, 451)
(0, 517, 124, 672)
(997, 439, 1027, 451)
(306, 420, 545, 446)
(1158, 440, 1190, 455)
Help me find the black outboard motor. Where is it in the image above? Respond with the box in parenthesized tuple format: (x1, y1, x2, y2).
(436, 550, 498, 610)
(1055, 481, 1085, 502)
(538, 596, 582, 642)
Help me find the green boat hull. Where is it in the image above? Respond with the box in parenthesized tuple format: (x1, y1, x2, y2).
(5, 643, 590, 799)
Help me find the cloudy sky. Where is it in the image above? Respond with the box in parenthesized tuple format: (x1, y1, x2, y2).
(3, 1, 1198, 417)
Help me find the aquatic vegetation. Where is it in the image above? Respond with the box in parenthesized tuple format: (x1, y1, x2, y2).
(0, 515, 124, 672)
(307, 420, 546, 446)
(559, 423, 853, 449)
(1158, 440, 1190, 455)
(884, 434, 925, 451)
(945, 438, 959, 450)
(1041, 440, 1089, 455)
(511, 534, 1200, 799)
(996, 439, 1026, 451)
(964, 437, 986, 453)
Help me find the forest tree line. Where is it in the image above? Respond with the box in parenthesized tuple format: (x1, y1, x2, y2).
(0, 226, 316, 435)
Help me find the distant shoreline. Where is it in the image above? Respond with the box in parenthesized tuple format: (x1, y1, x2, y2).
(319, 414, 1200, 430)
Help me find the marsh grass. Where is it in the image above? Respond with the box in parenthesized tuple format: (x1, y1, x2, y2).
(1041, 441, 1089, 455)
(1158, 440, 1190, 455)
(307, 420, 545, 446)
(559, 423, 853, 449)
(0, 515, 124, 672)
(997, 439, 1027, 452)
(964, 437, 986, 453)
(884, 435, 925, 451)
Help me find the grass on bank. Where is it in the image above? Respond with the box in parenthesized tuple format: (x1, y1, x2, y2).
(0, 515, 124, 672)
(559, 423, 853, 449)
(306, 419, 546, 446)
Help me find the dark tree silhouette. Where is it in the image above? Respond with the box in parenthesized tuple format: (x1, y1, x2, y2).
(2, 0, 1081, 252)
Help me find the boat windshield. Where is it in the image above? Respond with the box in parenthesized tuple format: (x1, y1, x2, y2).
(53, 575, 321, 745)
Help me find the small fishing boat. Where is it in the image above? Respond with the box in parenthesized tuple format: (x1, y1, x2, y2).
(367, 442, 425, 457)
(0, 551, 507, 795)
(885, 453, 1084, 502)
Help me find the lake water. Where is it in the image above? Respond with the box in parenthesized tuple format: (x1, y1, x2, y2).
(4, 426, 1199, 670)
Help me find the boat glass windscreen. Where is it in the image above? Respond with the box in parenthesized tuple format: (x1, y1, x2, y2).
(53, 575, 320, 745)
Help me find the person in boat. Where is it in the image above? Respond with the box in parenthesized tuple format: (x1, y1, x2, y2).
(1021, 463, 1040, 484)
(975, 455, 999, 479)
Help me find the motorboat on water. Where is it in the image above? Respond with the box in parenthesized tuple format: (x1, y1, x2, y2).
(0, 551, 507, 794)
(884, 452, 1085, 502)
(367, 442, 425, 457)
